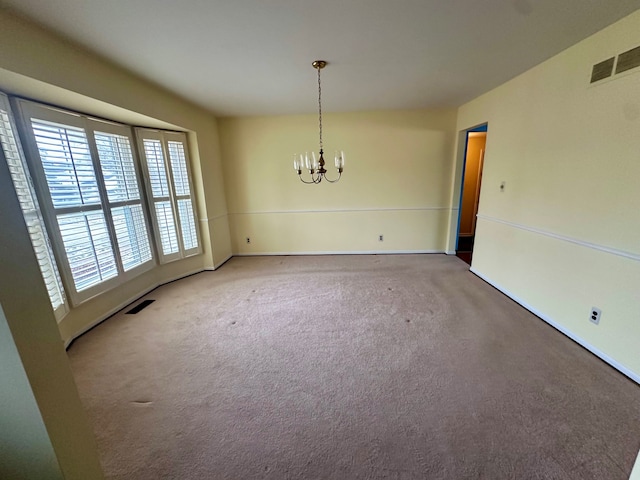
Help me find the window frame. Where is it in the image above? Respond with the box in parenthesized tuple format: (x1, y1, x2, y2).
(135, 128, 201, 264)
(13, 99, 156, 306)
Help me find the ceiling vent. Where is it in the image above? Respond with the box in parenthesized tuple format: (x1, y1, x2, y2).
(615, 45, 640, 75)
(591, 45, 640, 84)
(590, 57, 615, 83)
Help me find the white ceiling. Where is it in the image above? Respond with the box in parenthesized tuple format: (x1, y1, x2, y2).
(3, 0, 640, 117)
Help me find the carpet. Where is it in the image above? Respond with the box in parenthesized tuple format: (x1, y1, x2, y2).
(67, 254, 640, 479)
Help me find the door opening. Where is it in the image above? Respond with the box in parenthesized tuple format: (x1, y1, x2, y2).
(456, 125, 487, 265)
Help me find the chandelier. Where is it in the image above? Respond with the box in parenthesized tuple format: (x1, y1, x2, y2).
(292, 60, 344, 184)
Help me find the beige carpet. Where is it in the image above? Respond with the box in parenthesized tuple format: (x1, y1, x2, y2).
(67, 254, 640, 479)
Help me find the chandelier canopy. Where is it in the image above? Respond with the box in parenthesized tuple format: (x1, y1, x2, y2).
(293, 60, 344, 184)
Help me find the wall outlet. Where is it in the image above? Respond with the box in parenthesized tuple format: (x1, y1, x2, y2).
(379, 235, 384, 242)
(246, 237, 251, 244)
(590, 307, 602, 325)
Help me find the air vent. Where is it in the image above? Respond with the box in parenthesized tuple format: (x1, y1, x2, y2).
(126, 299, 155, 314)
(615, 45, 640, 75)
(590, 57, 615, 83)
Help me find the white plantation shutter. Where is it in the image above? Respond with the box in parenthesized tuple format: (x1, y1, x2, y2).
(33, 120, 100, 207)
(137, 129, 200, 263)
(111, 205, 151, 271)
(94, 130, 152, 271)
(57, 211, 117, 290)
(154, 200, 180, 256)
(144, 139, 170, 198)
(142, 138, 179, 258)
(14, 99, 155, 305)
(95, 132, 140, 202)
(0, 95, 67, 319)
(167, 141, 199, 252)
(26, 221, 66, 310)
(1, 114, 36, 212)
(178, 199, 198, 250)
(30, 117, 118, 294)
(167, 141, 190, 195)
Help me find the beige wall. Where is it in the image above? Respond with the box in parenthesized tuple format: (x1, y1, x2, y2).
(220, 109, 457, 254)
(0, 305, 64, 480)
(0, 149, 103, 479)
(0, 10, 232, 344)
(452, 10, 640, 380)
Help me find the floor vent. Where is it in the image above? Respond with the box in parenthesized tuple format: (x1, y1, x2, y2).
(590, 57, 615, 83)
(126, 299, 155, 314)
(615, 45, 640, 75)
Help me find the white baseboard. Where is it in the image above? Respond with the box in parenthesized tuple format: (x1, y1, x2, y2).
(445, 250, 457, 255)
(235, 250, 445, 256)
(205, 253, 233, 271)
(470, 267, 640, 385)
(64, 267, 205, 349)
(220, 253, 233, 265)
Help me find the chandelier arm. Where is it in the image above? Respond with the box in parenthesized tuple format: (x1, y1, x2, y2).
(323, 172, 342, 183)
(298, 172, 318, 185)
(299, 174, 317, 184)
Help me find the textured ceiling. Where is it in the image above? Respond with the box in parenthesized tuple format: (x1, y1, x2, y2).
(3, 0, 640, 116)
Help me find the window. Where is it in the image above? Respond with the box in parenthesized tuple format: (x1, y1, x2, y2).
(136, 129, 200, 263)
(6, 97, 202, 308)
(94, 131, 152, 272)
(14, 100, 154, 305)
(0, 94, 68, 320)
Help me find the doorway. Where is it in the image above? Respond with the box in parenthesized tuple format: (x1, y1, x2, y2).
(456, 125, 487, 265)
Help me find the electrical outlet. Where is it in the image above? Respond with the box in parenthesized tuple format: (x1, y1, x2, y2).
(246, 237, 251, 244)
(379, 235, 384, 242)
(589, 307, 601, 325)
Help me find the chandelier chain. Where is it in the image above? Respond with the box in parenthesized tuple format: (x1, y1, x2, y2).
(317, 66, 323, 151)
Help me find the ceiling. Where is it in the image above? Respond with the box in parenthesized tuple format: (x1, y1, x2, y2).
(3, 0, 640, 117)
